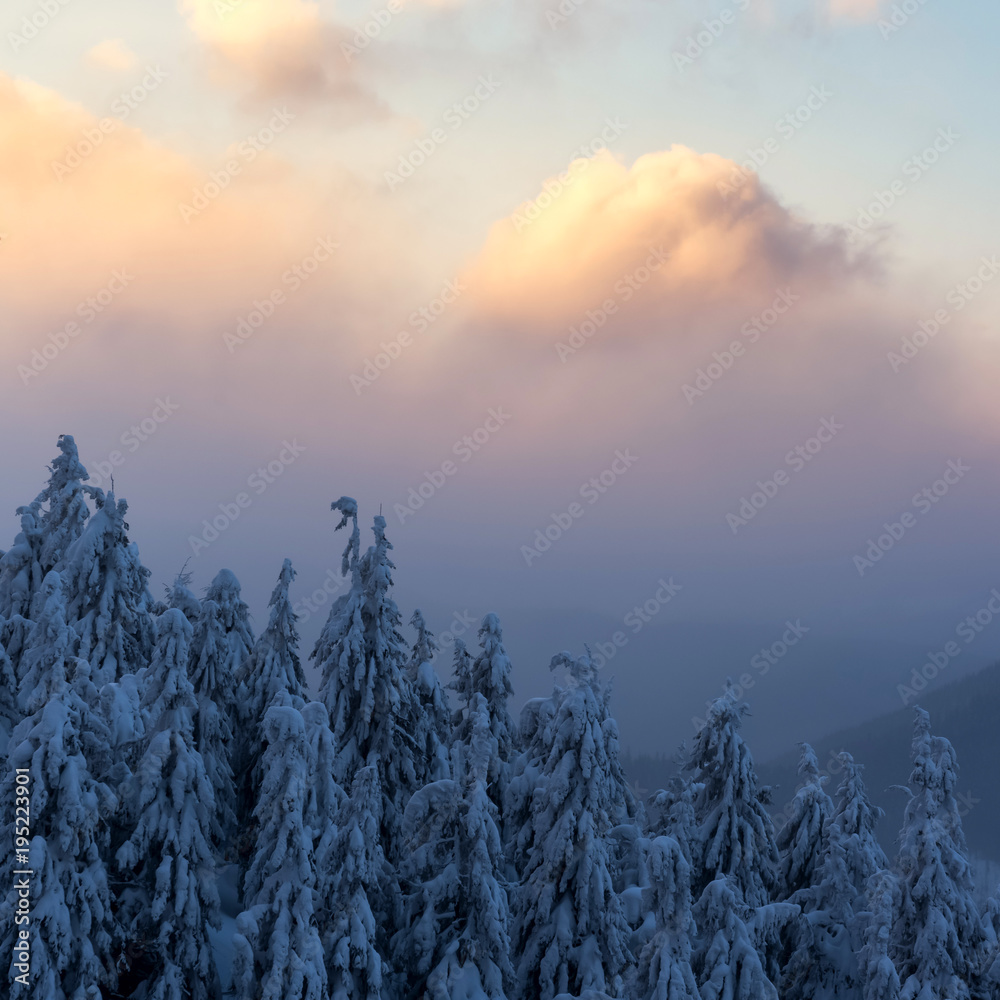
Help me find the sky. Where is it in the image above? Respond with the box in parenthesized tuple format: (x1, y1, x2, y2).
(2, 0, 1000, 764)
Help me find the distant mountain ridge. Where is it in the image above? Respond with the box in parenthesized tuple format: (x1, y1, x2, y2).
(759, 658, 1000, 863)
(622, 659, 1000, 863)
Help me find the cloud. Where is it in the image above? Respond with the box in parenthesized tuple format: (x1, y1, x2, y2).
(462, 146, 861, 338)
(179, 0, 385, 114)
(84, 39, 139, 73)
(0, 72, 409, 394)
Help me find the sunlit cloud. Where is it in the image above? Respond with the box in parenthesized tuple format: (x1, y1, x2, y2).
(462, 147, 861, 338)
(179, 0, 386, 114)
(0, 72, 406, 393)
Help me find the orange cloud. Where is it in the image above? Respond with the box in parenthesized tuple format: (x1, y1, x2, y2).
(0, 72, 405, 388)
(179, 0, 384, 113)
(462, 147, 860, 337)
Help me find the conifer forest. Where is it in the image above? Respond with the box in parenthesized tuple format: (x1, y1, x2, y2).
(2, 438, 998, 1000)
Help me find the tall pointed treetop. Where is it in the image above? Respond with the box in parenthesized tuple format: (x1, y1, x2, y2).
(314, 508, 417, 853)
(236, 560, 307, 835)
(61, 491, 155, 684)
(37, 433, 93, 577)
(470, 612, 516, 806)
(830, 751, 888, 903)
(242, 558, 306, 716)
(891, 709, 988, 1000)
(777, 742, 835, 900)
(686, 689, 778, 908)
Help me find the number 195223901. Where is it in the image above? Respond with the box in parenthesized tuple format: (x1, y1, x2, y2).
(14, 768, 30, 865)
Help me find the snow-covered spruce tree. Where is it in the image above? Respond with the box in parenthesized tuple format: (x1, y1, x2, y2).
(314, 501, 418, 852)
(469, 613, 516, 818)
(61, 490, 155, 685)
(232, 705, 326, 1000)
(778, 747, 890, 1000)
(779, 818, 862, 1000)
(116, 609, 221, 1000)
(631, 835, 700, 1000)
(777, 742, 834, 900)
(35, 434, 94, 580)
(685, 691, 792, 992)
(322, 764, 389, 1000)
(395, 693, 513, 1000)
(0, 503, 44, 621)
(0, 435, 92, 622)
(188, 598, 237, 849)
(457, 694, 514, 998)
(595, 677, 640, 938)
(206, 567, 255, 692)
(693, 877, 778, 1000)
(0, 601, 117, 999)
(511, 649, 631, 1000)
(405, 609, 452, 786)
(308, 499, 358, 721)
(861, 870, 902, 1000)
(830, 751, 889, 905)
(891, 708, 988, 1000)
(236, 559, 307, 827)
(241, 559, 306, 723)
(165, 564, 201, 623)
(685, 690, 779, 908)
